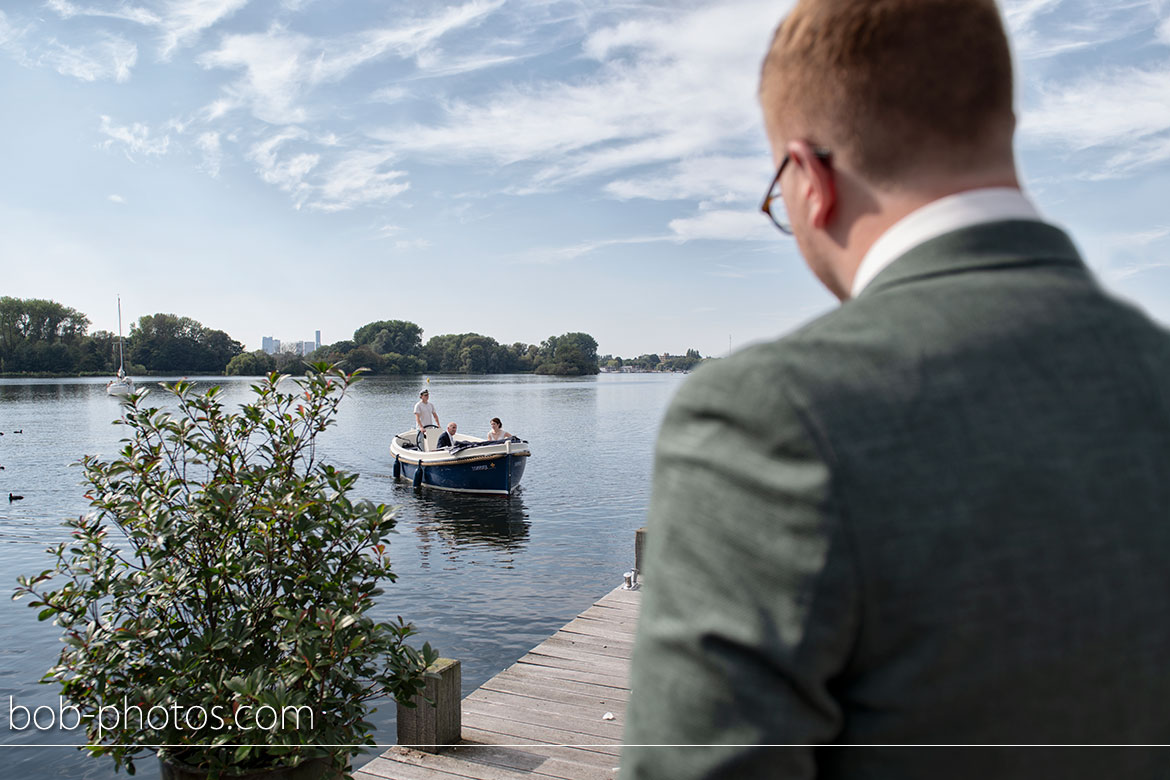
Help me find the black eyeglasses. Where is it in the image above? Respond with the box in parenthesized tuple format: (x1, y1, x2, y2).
(760, 148, 832, 235)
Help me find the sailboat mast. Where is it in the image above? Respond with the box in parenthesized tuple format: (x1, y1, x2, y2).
(117, 295, 125, 371)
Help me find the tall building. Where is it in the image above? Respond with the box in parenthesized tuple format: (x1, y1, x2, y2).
(262, 336, 276, 355)
(315, 330, 321, 351)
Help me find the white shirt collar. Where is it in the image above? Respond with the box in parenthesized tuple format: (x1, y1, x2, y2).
(850, 188, 1043, 298)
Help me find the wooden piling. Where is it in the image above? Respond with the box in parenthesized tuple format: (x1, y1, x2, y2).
(634, 527, 647, 580)
(396, 657, 461, 753)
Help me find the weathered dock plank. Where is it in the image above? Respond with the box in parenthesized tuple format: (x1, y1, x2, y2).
(354, 585, 639, 780)
(460, 698, 624, 742)
(444, 743, 618, 779)
(483, 666, 630, 702)
(464, 689, 623, 733)
(474, 675, 627, 710)
(518, 651, 630, 683)
(449, 711, 622, 755)
(493, 657, 630, 690)
(456, 732, 618, 771)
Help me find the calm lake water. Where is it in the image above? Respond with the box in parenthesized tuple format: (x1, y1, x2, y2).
(0, 372, 684, 779)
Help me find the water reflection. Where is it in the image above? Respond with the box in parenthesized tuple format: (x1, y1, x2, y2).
(406, 487, 530, 566)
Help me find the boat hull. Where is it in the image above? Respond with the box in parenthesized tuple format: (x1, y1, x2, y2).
(390, 430, 530, 496)
(393, 451, 528, 495)
(106, 380, 134, 396)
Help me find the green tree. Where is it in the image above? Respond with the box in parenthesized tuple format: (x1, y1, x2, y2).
(533, 332, 600, 375)
(422, 333, 513, 374)
(631, 353, 661, 371)
(226, 350, 276, 376)
(76, 331, 118, 373)
(659, 349, 703, 372)
(129, 313, 244, 373)
(354, 320, 423, 356)
(0, 297, 91, 372)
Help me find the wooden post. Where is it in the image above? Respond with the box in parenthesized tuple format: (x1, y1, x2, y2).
(635, 526, 647, 580)
(396, 657, 461, 753)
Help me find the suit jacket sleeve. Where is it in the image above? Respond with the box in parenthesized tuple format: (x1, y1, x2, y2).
(622, 354, 860, 779)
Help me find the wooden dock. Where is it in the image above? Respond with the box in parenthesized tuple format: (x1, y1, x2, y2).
(355, 584, 641, 780)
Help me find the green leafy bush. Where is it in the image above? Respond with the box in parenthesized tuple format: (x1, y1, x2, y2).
(16, 364, 436, 776)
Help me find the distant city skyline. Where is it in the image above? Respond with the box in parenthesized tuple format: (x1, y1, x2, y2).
(2, 1, 1168, 358)
(261, 332, 320, 356)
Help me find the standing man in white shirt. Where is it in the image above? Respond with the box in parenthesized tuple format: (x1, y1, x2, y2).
(622, 1, 1170, 778)
(412, 389, 439, 431)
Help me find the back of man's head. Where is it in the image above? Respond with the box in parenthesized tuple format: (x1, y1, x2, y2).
(760, 0, 1015, 187)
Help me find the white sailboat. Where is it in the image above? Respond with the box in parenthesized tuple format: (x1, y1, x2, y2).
(105, 296, 134, 397)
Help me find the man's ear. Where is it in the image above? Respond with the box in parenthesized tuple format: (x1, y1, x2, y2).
(791, 142, 836, 229)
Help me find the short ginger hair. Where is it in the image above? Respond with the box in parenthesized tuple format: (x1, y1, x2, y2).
(760, 0, 1016, 185)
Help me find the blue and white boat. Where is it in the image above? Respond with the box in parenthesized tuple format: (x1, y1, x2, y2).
(390, 425, 530, 496)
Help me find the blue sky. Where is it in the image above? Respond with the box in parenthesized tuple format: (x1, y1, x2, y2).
(1, 0, 1168, 358)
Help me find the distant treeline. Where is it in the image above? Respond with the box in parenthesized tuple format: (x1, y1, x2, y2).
(0, 298, 242, 375)
(227, 320, 601, 377)
(0, 299, 606, 376)
(0, 298, 708, 377)
(600, 350, 703, 372)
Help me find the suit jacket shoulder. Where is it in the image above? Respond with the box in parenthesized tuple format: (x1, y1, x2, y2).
(625, 221, 1170, 778)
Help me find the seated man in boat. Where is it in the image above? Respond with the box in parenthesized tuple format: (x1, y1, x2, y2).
(487, 417, 512, 441)
(436, 422, 458, 448)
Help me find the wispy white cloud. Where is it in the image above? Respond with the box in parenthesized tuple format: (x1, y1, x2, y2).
(108, 193, 126, 204)
(523, 234, 674, 264)
(524, 207, 784, 264)
(1100, 135, 1170, 179)
(199, 1, 506, 124)
(202, 96, 236, 121)
(40, 0, 244, 59)
(668, 208, 773, 242)
(1082, 226, 1170, 280)
(311, 148, 409, 212)
(1002, 0, 1064, 31)
(158, 0, 250, 60)
(245, 131, 408, 211)
(99, 114, 170, 157)
(370, 85, 411, 104)
(248, 128, 318, 206)
(198, 27, 314, 124)
(44, 0, 161, 26)
(605, 155, 769, 204)
(373, 223, 402, 239)
(1020, 64, 1170, 175)
(372, 0, 777, 188)
(409, 50, 524, 79)
(1002, 0, 1067, 59)
(1003, 0, 1155, 60)
(195, 131, 223, 176)
(0, 11, 18, 51)
(311, 0, 505, 81)
(41, 34, 137, 82)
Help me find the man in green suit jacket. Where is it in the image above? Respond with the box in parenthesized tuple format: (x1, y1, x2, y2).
(622, 1, 1170, 777)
